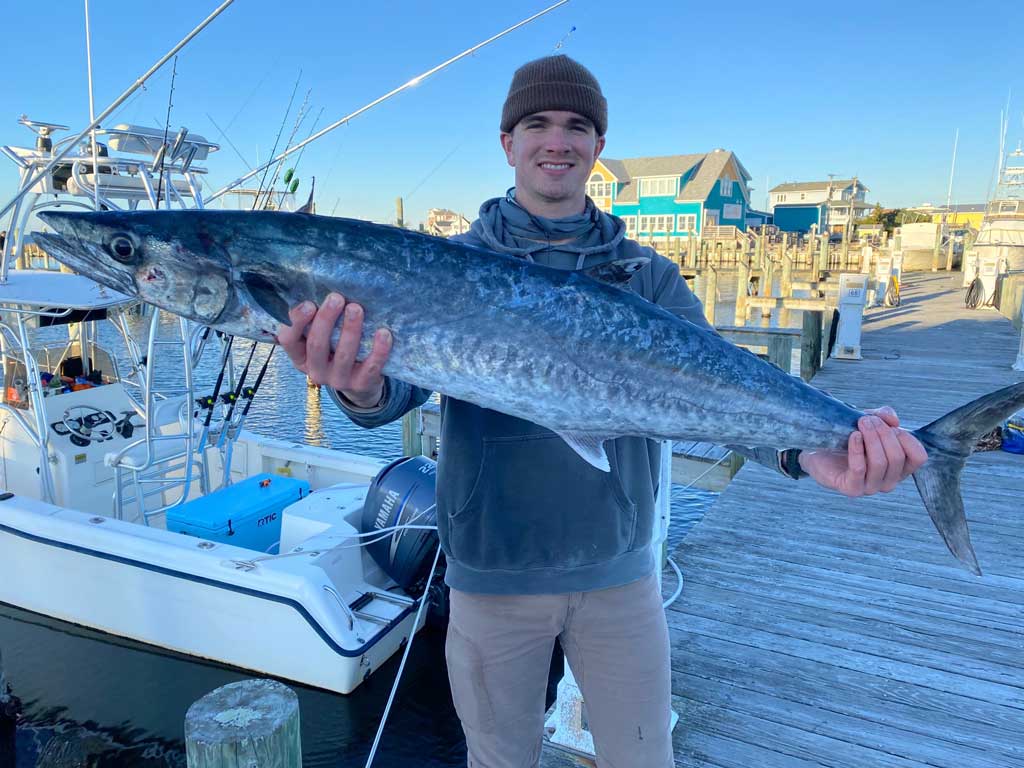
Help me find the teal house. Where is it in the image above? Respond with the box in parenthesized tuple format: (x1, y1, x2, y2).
(587, 150, 753, 239)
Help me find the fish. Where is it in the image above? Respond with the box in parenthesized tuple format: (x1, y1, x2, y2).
(34, 208, 1024, 576)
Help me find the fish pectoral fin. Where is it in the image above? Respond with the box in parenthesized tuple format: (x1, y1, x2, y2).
(555, 431, 612, 472)
(241, 271, 292, 326)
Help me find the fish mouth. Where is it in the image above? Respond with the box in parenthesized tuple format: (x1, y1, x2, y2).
(33, 230, 139, 298)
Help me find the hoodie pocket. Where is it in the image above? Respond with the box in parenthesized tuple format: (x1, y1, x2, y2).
(448, 433, 638, 571)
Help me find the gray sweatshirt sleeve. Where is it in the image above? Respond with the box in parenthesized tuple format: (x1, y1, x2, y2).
(647, 255, 802, 479)
(326, 377, 433, 429)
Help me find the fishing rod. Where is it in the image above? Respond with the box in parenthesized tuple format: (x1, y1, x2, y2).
(155, 56, 179, 208)
(215, 341, 257, 449)
(194, 333, 234, 457)
(0, 0, 235, 227)
(220, 346, 275, 486)
(251, 72, 303, 210)
(260, 90, 312, 209)
(204, 0, 570, 205)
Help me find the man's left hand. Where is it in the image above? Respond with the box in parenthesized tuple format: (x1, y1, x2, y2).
(798, 407, 928, 497)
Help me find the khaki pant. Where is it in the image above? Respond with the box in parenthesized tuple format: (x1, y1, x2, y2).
(445, 573, 673, 768)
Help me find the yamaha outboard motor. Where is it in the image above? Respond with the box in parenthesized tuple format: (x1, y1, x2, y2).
(361, 455, 440, 598)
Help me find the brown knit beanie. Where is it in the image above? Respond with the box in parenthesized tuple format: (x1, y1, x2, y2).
(500, 55, 607, 136)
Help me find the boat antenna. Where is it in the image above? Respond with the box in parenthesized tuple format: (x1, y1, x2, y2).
(204, 0, 571, 205)
(251, 72, 302, 210)
(0, 0, 235, 224)
(945, 127, 959, 212)
(83, 0, 100, 212)
(155, 56, 178, 208)
(206, 112, 253, 169)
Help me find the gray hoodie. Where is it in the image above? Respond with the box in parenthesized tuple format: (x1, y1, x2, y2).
(330, 197, 789, 594)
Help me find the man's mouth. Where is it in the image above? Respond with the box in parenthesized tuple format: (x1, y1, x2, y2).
(539, 162, 573, 171)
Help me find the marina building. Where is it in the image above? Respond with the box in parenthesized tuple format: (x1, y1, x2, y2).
(770, 178, 871, 234)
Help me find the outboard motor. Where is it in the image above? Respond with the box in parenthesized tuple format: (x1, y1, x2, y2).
(361, 455, 440, 597)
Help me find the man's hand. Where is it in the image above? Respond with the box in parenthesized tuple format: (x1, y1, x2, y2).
(798, 406, 928, 497)
(277, 292, 392, 408)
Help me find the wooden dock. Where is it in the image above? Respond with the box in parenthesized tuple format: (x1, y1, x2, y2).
(543, 272, 1024, 767)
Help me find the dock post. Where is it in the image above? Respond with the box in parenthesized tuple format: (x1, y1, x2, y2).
(735, 257, 750, 325)
(185, 679, 301, 768)
(703, 266, 718, 327)
(945, 233, 956, 271)
(931, 224, 942, 272)
(779, 247, 794, 328)
(402, 408, 423, 456)
(818, 235, 828, 281)
(800, 310, 824, 381)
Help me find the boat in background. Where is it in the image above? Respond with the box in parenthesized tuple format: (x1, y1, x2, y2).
(0, 116, 439, 695)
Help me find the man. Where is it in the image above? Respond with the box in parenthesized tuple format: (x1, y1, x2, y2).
(279, 56, 926, 767)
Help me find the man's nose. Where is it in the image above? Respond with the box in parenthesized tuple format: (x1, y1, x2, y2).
(542, 127, 572, 152)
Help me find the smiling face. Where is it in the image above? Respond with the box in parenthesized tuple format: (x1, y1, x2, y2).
(500, 110, 605, 219)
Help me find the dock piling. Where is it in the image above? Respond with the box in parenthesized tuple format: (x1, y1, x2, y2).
(185, 679, 301, 768)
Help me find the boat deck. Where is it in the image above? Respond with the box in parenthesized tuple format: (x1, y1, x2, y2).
(544, 272, 1024, 767)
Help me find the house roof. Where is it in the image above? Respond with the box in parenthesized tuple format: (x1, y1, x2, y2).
(601, 150, 750, 204)
(599, 158, 629, 181)
(770, 179, 870, 193)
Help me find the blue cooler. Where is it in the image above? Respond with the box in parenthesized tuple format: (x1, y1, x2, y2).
(167, 473, 310, 554)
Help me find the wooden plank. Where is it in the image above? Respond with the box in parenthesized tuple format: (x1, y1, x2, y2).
(654, 271, 1024, 768)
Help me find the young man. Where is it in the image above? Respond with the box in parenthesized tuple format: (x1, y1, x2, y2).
(279, 56, 926, 767)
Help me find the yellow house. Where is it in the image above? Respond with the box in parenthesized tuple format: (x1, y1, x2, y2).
(930, 204, 986, 230)
(586, 159, 623, 212)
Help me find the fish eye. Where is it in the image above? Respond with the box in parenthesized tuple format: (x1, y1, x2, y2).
(109, 235, 136, 263)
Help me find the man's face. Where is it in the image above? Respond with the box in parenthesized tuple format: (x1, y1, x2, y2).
(500, 110, 605, 216)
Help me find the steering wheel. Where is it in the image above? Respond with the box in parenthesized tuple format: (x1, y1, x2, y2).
(62, 405, 118, 441)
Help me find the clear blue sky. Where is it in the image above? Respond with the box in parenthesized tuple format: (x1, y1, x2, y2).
(1, 0, 1021, 227)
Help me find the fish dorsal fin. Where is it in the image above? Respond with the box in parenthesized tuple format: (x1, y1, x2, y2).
(242, 271, 292, 325)
(555, 431, 611, 472)
(585, 255, 651, 285)
(297, 177, 316, 214)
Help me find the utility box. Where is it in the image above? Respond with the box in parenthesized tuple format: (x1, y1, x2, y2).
(167, 473, 310, 554)
(978, 254, 1005, 306)
(963, 250, 979, 288)
(832, 273, 868, 360)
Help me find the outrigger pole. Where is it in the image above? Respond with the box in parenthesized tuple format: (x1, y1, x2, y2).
(204, 0, 571, 205)
(0, 0, 236, 223)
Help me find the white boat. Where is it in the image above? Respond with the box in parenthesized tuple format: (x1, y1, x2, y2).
(0, 119, 439, 695)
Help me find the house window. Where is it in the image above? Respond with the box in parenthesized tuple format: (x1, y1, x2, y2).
(622, 215, 637, 235)
(639, 177, 677, 197)
(587, 181, 613, 197)
(778, 194, 786, 202)
(676, 213, 696, 232)
(638, 214, 673, 232)
(720, 179, 733, 197)
(800, 193, 805, 200)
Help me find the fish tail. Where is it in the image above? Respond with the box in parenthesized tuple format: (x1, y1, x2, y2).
(910, 380, 1024, 576)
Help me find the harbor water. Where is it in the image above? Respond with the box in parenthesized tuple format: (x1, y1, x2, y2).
(1, 313, 716, 767)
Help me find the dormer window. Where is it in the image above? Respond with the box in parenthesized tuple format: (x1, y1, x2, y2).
(639, 177, 677, 197)
(720, 178, 733, 196)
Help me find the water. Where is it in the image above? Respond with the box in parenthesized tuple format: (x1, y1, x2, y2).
(1, 313, 716, 767)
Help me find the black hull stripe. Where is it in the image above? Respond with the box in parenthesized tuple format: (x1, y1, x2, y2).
(0, 520, 417, 660)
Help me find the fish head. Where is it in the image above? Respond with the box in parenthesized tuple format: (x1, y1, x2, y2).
(36, 210, 278, 341)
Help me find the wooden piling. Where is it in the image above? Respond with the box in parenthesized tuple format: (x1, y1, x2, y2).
(931, 224, 942, 272)
(734, 257, 750, 326)
(703, 266, 718, 327)
(185, 679, 301, 768)
(779, 245, 794, 328)
(800, 310, 823, 381)
(817, 235, 828, 280)
(945, 233, 956, 271)
(402, 408, 423, 456)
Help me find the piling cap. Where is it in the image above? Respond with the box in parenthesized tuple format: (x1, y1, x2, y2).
(500, 55, 607, 136)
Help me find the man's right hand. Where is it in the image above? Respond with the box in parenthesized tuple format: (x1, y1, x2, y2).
(277, 292, 392, 408)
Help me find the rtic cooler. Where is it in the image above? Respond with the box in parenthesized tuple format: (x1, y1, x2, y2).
(167, 473, 310, 553)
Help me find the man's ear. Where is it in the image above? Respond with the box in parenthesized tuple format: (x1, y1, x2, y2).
(500, 132, 515, 167)
(594, 135, 606, 161)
